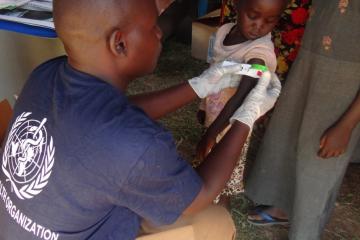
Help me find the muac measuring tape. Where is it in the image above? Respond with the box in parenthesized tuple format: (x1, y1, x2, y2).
(222, 60, 269, 78)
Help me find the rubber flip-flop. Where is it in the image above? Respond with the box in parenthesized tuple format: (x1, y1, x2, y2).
(247, 205, 289, 226)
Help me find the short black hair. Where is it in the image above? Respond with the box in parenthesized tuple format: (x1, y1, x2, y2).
(235, 0, 290, 10)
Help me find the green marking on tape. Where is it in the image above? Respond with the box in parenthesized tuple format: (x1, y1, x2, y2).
(251, 64, 268, 72)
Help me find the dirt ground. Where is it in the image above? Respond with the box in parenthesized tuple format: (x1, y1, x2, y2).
(128, 40, 360, 240)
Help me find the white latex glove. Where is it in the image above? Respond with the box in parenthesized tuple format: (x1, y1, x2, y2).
(230, 71, 282, 129)
(188, 61, 244, 98)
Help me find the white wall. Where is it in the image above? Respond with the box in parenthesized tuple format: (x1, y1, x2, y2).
(0, 31, 65, 106)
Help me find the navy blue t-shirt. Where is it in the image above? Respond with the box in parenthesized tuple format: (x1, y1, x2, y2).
(0, 57, 202, 240)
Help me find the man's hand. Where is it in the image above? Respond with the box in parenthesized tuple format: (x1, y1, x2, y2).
(318, 123, 352, 159)
(188, 61, 243, 99)
(230, 72, 281, 129)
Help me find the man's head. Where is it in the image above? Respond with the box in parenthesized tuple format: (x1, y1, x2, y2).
(234, 0, 288, 40)
(53, 0, 162, 86)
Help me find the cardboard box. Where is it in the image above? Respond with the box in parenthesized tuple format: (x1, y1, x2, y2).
(191, 10, 220, 61)
(0, 99, 13, 146)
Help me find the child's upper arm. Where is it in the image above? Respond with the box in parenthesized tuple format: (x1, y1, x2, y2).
(246, 58, 266, 66)
(243, 41, 277, 72)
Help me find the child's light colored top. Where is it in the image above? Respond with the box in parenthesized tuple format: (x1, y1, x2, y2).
(202, 23, 277, 127)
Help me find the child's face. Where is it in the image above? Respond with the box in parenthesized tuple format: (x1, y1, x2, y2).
(236, 0, 284, 40)
(124, 0, 163, 77)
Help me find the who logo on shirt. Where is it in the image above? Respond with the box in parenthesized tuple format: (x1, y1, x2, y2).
(2, 112, 55, 200)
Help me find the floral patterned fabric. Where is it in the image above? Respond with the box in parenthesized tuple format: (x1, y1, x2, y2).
(222, 0, 312, 81)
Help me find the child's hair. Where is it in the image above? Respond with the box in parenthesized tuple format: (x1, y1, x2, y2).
(235, 0, 290, 11)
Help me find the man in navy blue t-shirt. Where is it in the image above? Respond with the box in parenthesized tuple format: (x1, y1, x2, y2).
(0, 0, 281, 239)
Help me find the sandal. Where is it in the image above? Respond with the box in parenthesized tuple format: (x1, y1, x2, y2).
(247, 205, 289, 226)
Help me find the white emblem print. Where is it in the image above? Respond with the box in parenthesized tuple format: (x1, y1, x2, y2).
(2, 112, 55, 200)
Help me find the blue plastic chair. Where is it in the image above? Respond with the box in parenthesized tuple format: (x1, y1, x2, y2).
(0, 20, 57, 38)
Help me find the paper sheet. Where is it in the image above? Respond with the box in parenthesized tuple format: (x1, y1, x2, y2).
(0, 0, 31, 9)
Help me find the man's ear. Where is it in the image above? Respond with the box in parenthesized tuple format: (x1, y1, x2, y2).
(109, 29, 127, 56)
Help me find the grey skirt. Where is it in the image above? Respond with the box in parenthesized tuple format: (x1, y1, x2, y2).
(246, 1, 360, 239)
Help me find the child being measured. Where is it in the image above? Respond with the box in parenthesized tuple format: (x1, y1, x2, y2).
(196, 0, 287, 205)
